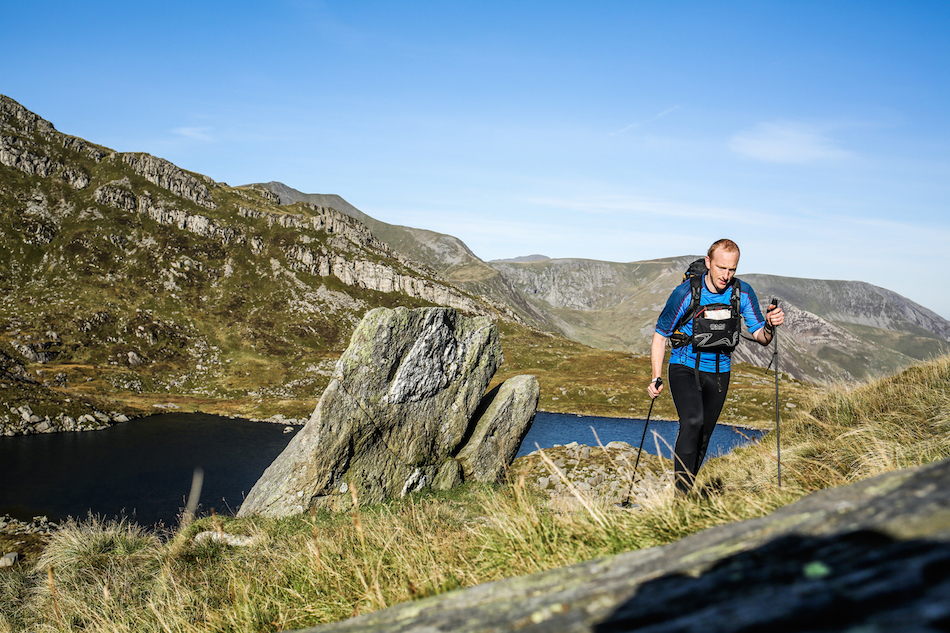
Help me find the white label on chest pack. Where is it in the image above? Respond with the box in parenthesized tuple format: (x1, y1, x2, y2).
(704, 308, 731, 320)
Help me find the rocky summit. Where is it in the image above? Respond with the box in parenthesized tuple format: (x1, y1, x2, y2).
(298, 456, 950, 633)
(237, 307, 540, 516)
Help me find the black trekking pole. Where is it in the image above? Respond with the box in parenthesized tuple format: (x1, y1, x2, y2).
(769, 298, 781, 487)
(634, 377, 662, 480)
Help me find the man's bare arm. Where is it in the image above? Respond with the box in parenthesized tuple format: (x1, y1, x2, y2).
(648, 332, 668, 397)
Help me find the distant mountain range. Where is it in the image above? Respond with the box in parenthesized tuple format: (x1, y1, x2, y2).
(2, 90, 947, 437)
(260, 181, 950, 384)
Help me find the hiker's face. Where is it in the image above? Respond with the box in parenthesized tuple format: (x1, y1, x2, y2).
(705, 249, 739, 292)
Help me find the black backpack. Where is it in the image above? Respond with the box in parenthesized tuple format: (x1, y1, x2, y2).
(670, 258, 742, 383)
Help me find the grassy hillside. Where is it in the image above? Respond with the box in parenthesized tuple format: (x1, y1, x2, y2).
(1, 95, 505, 429)
(0, 171, 440, 422)
(3, 354, 947, 632)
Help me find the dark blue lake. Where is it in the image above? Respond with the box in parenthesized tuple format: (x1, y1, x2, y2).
(0, 412, 763, 526)
(519, 411, 765, 460)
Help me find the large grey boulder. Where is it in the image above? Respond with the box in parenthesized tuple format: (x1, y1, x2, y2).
(238, 307, 536, 517)
(298, 457, 950, 632)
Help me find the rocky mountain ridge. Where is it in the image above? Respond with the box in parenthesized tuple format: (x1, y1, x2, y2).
(0, 94, 520, 435)
(488, 256, 950, 383)
(262, 182, 552, 328)
(262, 180, 950, 383)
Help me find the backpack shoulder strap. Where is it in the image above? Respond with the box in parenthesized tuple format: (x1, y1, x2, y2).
(730, 277, 742, 314)
(674, 273, 704, 333)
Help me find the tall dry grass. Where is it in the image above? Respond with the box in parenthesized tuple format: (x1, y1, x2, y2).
(3, 354, 949, 632)
(705, 353, 950, 493)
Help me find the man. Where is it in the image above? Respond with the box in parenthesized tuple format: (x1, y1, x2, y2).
(648, 238, 784, 494)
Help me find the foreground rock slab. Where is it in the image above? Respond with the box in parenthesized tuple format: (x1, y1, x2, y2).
(239, 307, 538, 517)
(299, 457, 950, 632)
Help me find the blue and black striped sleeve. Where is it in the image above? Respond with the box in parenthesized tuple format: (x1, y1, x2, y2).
(655, 281, 692, 337)
(740, 281, 767, 333)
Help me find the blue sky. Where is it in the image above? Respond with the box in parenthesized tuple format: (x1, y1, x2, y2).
(5, 1, 950, 318)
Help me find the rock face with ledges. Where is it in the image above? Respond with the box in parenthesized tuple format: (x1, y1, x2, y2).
(121, 153, 218, 209)
(238, 307, 537, 516)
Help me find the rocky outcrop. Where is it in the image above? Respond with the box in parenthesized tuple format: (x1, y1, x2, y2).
(286, 248, 492, 316)
(0, 515, 59, 536)
(120, 153, 218, 210)
(239, 204, 435, 277)
(259, 182, 542, 327)
(457, 375, 540, 484)
(237, 307, 537, 517)
(1, 132, 89, 190)
(240, 204, 526, 323)
(0, 96, 57, 136)
(0, 96, 94, 190)
(1, 344, 129, 436)
(1, 401, 130, 436)
(93, 179, 139, 212)
(262, 183, 476, 271)
(300, 457, 950, 633)
(11, 341, 58, 364)
(89, 178, 507, 320)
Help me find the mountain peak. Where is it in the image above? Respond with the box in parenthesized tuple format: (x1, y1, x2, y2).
(490, 255, 551, 263)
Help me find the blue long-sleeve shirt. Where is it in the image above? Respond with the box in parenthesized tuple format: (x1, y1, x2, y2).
(655, 277, 767, 373)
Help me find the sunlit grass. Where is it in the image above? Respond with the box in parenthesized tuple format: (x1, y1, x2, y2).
(3, 354, 949, 632)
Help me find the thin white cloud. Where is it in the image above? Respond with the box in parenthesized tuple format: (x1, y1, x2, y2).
(171, 127, 214, 142)
(729, 120, 854, 164)
(614, 105, 682, 135)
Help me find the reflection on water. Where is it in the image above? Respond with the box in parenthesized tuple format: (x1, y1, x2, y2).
(1, 411, 763, 526)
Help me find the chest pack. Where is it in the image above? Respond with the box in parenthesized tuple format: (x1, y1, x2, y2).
(669, 258, 742, 364)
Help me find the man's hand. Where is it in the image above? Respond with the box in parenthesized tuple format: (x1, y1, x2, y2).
(752, 303, 786, 345)
(767, 303, 785, 328)
(647, 377, 664, 399)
